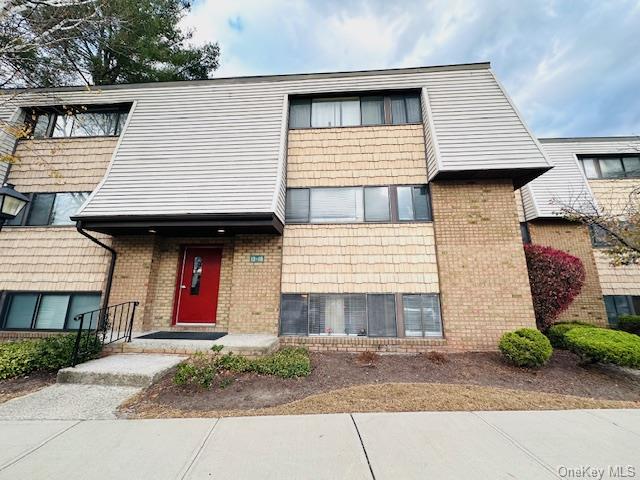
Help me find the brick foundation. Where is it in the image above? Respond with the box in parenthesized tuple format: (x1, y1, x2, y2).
(527, 220, 608, 326)
(430, 179, 537, 351)
(280, 336, 449, 353)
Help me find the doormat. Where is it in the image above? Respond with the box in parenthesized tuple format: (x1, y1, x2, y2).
(136, 331, 227, 341)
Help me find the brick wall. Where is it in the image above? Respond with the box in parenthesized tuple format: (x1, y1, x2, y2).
(282, 224, 438, 293)
(287, 125, 428, 187)
(589, 178, 640, 296)
(0, 138, 116, 296)
(527, 220, 608, 325)
(431, 179, 537, 351)
(110, 234, 282, 334)
(228, 235, 283, 334)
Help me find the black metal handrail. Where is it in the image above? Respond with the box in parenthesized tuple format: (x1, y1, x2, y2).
(71, 301, 139, 367)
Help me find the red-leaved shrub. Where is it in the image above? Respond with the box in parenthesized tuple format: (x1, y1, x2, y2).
(524, 244, 586, 331)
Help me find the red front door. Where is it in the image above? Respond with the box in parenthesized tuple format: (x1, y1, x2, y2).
(173, 247, 222, 324)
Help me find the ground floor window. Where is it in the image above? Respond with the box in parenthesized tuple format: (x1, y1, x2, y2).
(603, 295, 640, 327)
(0, 292, 101, 330)
(279, 293, 442, 338)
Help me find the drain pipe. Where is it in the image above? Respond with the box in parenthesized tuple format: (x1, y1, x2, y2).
(76, 221, 116, 310)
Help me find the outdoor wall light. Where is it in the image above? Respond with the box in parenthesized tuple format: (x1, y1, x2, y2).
(0, 183, 29, 232)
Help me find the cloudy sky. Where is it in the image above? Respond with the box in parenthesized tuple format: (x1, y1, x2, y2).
(183, 0, 640, 138)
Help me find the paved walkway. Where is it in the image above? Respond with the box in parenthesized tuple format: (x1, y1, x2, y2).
(0, 409, 638, 479)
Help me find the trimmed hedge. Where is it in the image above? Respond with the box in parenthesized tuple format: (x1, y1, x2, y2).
(499, 328, 553, 368)
(0, 333, 102, 381)
(546, 322, 597, 349)
(564, 327, 640, 368)
(617, 315, 640, 336)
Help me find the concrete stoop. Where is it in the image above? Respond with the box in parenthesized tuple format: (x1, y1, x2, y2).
(57, 354, 187, 388)
(103, 333, 280, 358)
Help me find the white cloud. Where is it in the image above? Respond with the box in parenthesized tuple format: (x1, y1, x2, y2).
(181, 0, 640, 137)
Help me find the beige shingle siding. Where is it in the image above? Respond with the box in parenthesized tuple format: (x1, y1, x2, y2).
(527, 137, 640, 219)
(281, 224, 438, 294)
(0, 137, 116, 295)
(0, 227, 110, 291)
(287, 125, 427, 187)
(589, 178, 640, 295)
(0, 64, 548, 221)
(10, 137, 118, 192)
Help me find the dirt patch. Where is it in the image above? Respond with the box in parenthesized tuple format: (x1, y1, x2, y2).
(0, 372, 57, 404)
(119, 350, 640, 418)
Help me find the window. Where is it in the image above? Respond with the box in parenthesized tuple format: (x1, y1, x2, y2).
(579, 155, 640, 179)
(1, 292, 101, 330)
(397, 186, 430, 221)
(280, 293, 399, 337)
(310, 187, 364, 223)
(289, 92, 421, 129)
(603, 295, 640, 327)
(285, 185, 432, 224)
(589, 225, 613, 247)
(520, 222, 531, 244)
(26, 105, 130, 139)
(6, 192, 90, 227)
(364, 187, 390, 222)
(403, 294, 442, 337)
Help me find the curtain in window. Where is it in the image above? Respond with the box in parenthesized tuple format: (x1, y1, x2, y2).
(310, 188, 363, 222)
(405, 95, 422, 123)
(311, 99, 360, 127)
(309, 294, 366, 335)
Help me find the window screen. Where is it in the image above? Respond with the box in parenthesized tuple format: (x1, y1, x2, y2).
(309, 294, 366, 335)
(289, 99, 311, 128)
(310, 188, 364, 223)
(3, 294, 38, 329)
(364, 187, 390, 222)
(403, 294, 442, 337)
(285, 189, 310, 223)
(66, 294, 101, 330)
(367, 294, 397, 337)
(280, 294, 308, 335)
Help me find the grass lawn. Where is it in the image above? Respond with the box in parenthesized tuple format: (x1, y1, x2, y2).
(118, 350, 640, 418)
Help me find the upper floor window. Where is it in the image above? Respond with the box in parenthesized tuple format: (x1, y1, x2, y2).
(25, 105, 130, 139)
(285, 185, 431, 224)
(289, 92, 421, 129)
(5, 192, 89, 227)
(579, 155, 640, 179)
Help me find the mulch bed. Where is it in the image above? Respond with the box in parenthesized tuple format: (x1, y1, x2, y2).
(119, 350, 640, 418)
(0, 372, 57, 404)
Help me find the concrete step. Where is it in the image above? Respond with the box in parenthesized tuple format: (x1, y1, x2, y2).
(104, 333, 280, 358)
(57, 354, 186, 388)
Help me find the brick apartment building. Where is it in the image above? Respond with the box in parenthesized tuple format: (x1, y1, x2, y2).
(0, 62, 638, 352)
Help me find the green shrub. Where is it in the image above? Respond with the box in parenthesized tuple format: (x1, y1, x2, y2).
(499, 328, 553, 368)
(617, 315, 640, 336)
(0, 340, 42, 381)
(251, 348, 311, 378)
(564, 327, 640, 368)
(173, 347, 311, 388)
(547, 322, 597, 349)
(174, 352, 217, 388)
(0, 333, 102, 381)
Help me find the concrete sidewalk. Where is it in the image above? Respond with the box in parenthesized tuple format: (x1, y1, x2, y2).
(0, 410, 638, 479)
